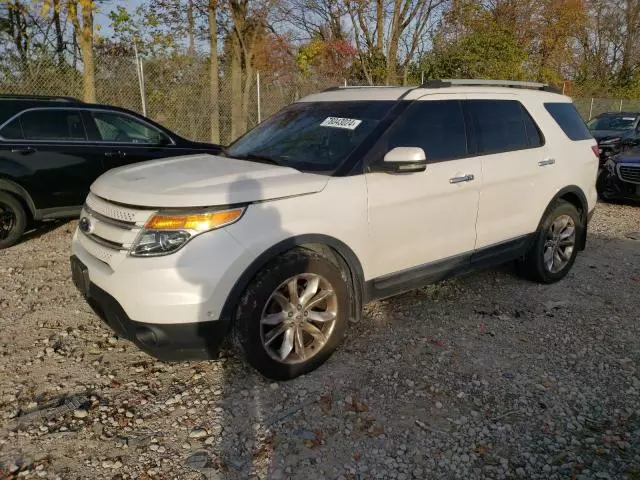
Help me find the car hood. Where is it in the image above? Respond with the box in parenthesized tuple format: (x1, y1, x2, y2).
(90, 154, 329, 208)
(591, 129, 629, 141)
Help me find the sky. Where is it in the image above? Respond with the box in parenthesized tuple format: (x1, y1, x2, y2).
(95, 0, 144, 37)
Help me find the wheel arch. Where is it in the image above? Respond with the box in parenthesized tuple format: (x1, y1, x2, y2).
(220, 234, 366, 324)
(539, 185, 589, 250)
(0, 177, 36, 221)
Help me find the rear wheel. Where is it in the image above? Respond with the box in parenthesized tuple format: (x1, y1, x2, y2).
(0, 192, 26, 249)
(519, 200, 581, 284)
(233, 248, 349, 380)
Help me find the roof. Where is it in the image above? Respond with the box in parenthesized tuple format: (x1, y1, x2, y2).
(298, 80, 570, 103)
(0, 96, 84, 124)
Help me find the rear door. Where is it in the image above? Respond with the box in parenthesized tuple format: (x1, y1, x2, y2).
(464, 95, 553, 249)
(0, 108, 102, 210)
(82, 110, 201, 172)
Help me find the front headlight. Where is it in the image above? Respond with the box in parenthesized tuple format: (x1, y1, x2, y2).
(599, 137, 621, 145)
(130, 207, 245, 257)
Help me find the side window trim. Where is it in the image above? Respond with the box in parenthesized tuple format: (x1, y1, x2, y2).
(0, 107, 89, 142)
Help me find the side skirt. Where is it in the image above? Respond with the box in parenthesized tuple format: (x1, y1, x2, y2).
(35, 206, 82, 221)
(365, 233, 535, 302)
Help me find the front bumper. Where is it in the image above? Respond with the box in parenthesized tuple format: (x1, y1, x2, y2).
(81, 274, 230, 361)
(597, 165, 640, 201)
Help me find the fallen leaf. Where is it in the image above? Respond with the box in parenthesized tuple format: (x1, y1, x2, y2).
(354, 452, 361, 462)
(474, 444, 489, 455)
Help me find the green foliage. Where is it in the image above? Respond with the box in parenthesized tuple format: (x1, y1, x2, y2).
(422, 15, 527, 81)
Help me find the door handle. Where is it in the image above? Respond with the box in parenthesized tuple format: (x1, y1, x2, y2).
(449, 174, 475, 184)
(11, 147, 36, 155)
(104, 150, 127, 158)
(538, 158, 555, 166)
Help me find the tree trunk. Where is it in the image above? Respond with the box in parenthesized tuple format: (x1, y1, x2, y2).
(69, 0, 96, 102)
(53, 0, 64, 66)
(385, 0, 403, 85)
(375, 0, 384, 53)
(208, 0, 220, 143)
(187, 0, 196, 58)
(230, 33, 243, 141)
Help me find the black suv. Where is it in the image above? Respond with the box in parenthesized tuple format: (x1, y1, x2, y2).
(0, 95, 222, 248)
(587, 112, 640, 165)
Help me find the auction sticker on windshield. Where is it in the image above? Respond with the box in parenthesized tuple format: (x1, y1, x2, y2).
(320, 117, 362, 130)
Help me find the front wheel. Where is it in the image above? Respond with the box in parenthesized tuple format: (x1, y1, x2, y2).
(519, 200, 582, 284)
(0, 192, 27, 249)
(232, 248, 350, 380)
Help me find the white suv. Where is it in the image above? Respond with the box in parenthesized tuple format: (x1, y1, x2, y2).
(71, 80, 599, 380)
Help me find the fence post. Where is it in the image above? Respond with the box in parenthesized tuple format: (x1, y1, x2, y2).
(589, 98, 594, 120)
(619, 99, 623, 112)
(134, 44, 147, 117)
(256, 71, 261, 124)
(344, 78, 347, 87)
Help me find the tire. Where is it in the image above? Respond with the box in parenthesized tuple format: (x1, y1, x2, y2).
(0, 192, 27, 249)
(232, 248, 350, 380)
(596, 169, 614, 202)
(519, 200, 582, 284)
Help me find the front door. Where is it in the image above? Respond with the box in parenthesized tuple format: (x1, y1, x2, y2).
(365, 96, 481, 282)
(81, 110, 191, 172)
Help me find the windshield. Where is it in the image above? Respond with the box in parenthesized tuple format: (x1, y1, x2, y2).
(225, 101, 396, 173)
(587, 115, 637, 131)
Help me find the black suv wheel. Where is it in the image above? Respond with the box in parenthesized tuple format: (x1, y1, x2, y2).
(0, 192, 27, 249)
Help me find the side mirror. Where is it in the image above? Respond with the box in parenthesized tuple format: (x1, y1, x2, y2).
(378, 147, 427, 173)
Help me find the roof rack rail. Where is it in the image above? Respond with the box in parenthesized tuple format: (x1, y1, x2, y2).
(421, 79, 561, 93)
(321, 85, 399, 92)
(0, 94, 82, 102)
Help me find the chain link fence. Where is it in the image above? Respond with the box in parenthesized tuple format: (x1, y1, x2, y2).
(2, 55, 640, 144)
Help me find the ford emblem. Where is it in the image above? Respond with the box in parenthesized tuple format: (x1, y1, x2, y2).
(79, 216, 93, 234)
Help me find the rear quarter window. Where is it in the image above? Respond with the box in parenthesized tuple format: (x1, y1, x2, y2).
(544, 103, 592, 141)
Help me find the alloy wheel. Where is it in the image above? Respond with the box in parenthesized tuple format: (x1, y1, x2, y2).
(543, 214, 576, 273)
(0, 203, 16, 241)
(260, 273, 338, 364)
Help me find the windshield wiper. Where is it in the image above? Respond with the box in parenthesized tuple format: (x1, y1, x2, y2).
(229, 152, 283, 166)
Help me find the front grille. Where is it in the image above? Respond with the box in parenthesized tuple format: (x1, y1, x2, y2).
(78, 195, 157, 269)
(618, 165, 640, 184)
(85, 193, 153, 224)
(78, 231, 118, 265)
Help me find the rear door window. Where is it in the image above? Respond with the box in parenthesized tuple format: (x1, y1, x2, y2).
(386, 100, 468, 162)
(19, 109, 87, 141)
(544, 103, 592, 141)
(465, 100, 533, 154)
(0, 117, 24, 139)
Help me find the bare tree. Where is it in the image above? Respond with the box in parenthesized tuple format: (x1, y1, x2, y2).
(278, 0, 347, 42)
(227, 0, 276, 138)
(347, 0, 447, 85)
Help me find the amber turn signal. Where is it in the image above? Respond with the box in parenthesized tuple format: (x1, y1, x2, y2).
(145, 208, 244, 233)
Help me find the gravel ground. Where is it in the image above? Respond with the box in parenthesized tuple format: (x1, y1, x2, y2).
(0, 202, 639, 480)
